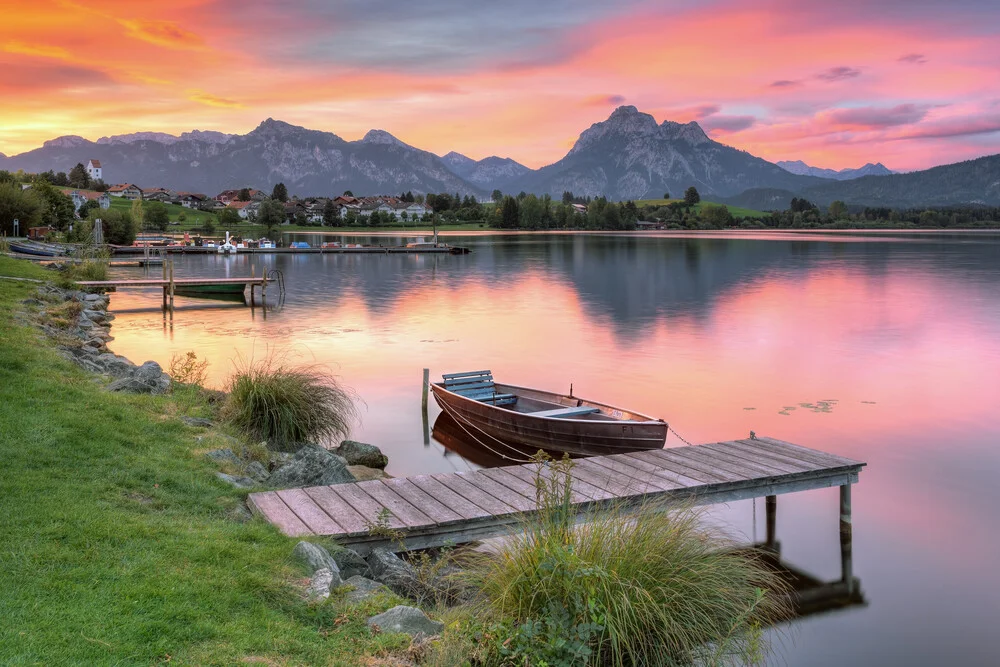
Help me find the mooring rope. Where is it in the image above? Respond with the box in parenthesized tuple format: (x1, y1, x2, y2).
(433, 391, 535, 463)
(668, 425, 697, 447)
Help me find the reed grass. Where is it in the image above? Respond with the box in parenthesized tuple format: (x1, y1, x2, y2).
(454, 456, 789, 666)
(222, 357, 357, 451)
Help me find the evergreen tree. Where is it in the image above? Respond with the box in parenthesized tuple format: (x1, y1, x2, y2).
(684, 187, 701, 206)
(68, 163, 91, 189)
(238, 187, 251, 201)
(271, 182, 289, 202)
(322, 199, 339, 226)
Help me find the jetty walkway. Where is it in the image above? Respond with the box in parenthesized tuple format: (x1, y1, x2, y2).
(249, 436, 865, 587)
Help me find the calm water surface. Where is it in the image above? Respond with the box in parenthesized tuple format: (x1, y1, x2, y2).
(107, 231, 1000, 666)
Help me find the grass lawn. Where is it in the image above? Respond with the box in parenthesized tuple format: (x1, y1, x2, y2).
(0, 256, 406, 665)
(635, 198, 767, 218)
(107, 197, 219, 226)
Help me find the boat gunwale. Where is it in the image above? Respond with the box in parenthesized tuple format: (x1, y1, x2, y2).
(431, 381, 666, 425)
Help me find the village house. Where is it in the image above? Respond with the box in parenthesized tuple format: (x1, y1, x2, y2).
(107, 183, 143, 200)
(86, 159, 102, 182)
(226, 200, 259, 220)
(61, 188, 111, 213)
(175, 192, 208, 208)
(141, 187, 175, 202)
(214, 188, 266, 204)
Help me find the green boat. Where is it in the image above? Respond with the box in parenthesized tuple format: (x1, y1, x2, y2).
(174, 283, 248, 302)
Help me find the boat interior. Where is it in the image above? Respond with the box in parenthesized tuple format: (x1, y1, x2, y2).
(439, 370, 654, 423)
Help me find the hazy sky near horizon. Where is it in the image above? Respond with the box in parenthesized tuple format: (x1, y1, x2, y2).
(1, 0, 999, 170)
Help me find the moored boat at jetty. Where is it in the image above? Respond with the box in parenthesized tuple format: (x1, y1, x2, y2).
(9, 240, 70, 257)
(430, 370, 667, 457)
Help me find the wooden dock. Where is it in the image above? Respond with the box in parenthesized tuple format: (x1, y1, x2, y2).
(77, 271, 271, 310)
(248, 436, 865, 589)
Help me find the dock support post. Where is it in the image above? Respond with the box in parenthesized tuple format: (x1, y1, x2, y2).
(421, 368, 429, 412)
(168, 259, 175, 312)
(162, 258, 168, 310)
(249, 265, 255, 308)
(840, 484, 853, 594)
(765, 495, 777, 550)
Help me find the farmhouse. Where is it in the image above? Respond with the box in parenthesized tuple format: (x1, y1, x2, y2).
(107, 183, 143, 200)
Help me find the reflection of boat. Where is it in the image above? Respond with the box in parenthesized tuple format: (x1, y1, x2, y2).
(430, 370, 667, 457)
(432, 411, 542, 466)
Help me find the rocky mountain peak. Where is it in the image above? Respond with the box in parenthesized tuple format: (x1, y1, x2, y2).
(659, 120, 710, 145)
(179, 130, 234, 144)
(361, 129, 406, 146)
(42, 135, 90, 149)
(569, 106, 660, 155)
(251, 118, 306, 138)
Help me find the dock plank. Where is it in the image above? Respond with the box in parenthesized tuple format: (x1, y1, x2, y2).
(303, 486, 371, 534)
(457, 471, 538, 512)
(275, 488, 344, 534)
(381, 478, 465, 525)
(248, 435, 867, 553)
(328, 483, 406, 529)
(249, 491, 312, 537)
(432, 473, 521, 516)
(408, 475, 493, 520)
(354, 480, 435, 528)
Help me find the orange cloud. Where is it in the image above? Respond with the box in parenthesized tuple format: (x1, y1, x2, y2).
(2, 41, 72, 61)
(116, 18, 205, 50)
(188, 90, 243, 108)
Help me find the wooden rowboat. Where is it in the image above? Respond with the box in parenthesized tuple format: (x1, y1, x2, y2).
(430, 370, 667, 458)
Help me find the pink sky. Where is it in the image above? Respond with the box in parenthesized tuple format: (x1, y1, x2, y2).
(1, 0, 999, 170)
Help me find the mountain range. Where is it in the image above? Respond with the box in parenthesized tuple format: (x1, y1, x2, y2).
(776, 160, 895, 180)
(2, 106, 998, 208)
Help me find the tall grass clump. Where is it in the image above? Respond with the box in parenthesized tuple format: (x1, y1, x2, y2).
(222, 358, 357, 451)
(457, 456, 789, 666)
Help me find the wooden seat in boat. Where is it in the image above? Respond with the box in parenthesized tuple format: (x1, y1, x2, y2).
(528, 406, 601, 419)
(442, 370, 517, 406)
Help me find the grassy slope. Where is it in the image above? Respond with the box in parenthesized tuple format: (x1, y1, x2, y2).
(108, 197, 218, 225)
(635, 198, 767, 218)
(0, 257, 403, 665)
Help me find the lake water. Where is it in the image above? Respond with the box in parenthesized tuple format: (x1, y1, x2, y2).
(106, 231, 1000, 666)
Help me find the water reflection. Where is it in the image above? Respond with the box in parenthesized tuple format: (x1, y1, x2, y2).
(105, 232, 1000, 666)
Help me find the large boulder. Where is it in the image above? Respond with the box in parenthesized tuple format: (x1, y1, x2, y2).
(268, 444, 356, 488)
(215, 472, 256, 489)
(346, 465, 389, 481)
(293, 541, 342, 579)
(367, 606, 443, 637)
(307, 568, 337, 602)
(344, 575, 388, 603)
(332, 547, 370, 579)
(107, 360, 171, 394)
(93, 353, 137, 378)
(365, 547, 433, 602)
(337, 440, 388, 469)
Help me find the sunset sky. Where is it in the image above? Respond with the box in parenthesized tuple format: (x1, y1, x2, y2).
(1, 0, 999, 170)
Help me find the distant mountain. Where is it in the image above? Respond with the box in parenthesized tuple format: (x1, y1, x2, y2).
(2, 107, 997, 207)
(729, 155, 1000, 209)
(441, 151, 530, 190)
(799, 154, 1000, 207)
(777, 160, 894, 180)
(0, 119, 482, 197)
(509, 106, 826, 200)
(96, 130, 234, 146)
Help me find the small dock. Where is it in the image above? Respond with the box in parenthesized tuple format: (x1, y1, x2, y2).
(249, 436, 865, 589)
(77, 273, 273, 310)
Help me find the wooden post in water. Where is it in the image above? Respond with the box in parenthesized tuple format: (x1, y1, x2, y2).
(421, 368, 430, 412)
(840, 484, 853, 594)
(765, 495, 777, 551)
(168, 258, 175, 312)
(161, 256, 168, 310)
(249, 264, 256, 308)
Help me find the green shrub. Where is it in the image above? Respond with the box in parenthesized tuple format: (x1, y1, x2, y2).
(456, 456, 789, 666)
(221, 358, 357, 451)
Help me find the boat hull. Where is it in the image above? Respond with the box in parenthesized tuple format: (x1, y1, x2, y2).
(10, 242, 60, 257)
(430, 383, 666, 458)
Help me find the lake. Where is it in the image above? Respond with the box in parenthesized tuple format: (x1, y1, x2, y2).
(106, 230, 1000, 666)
